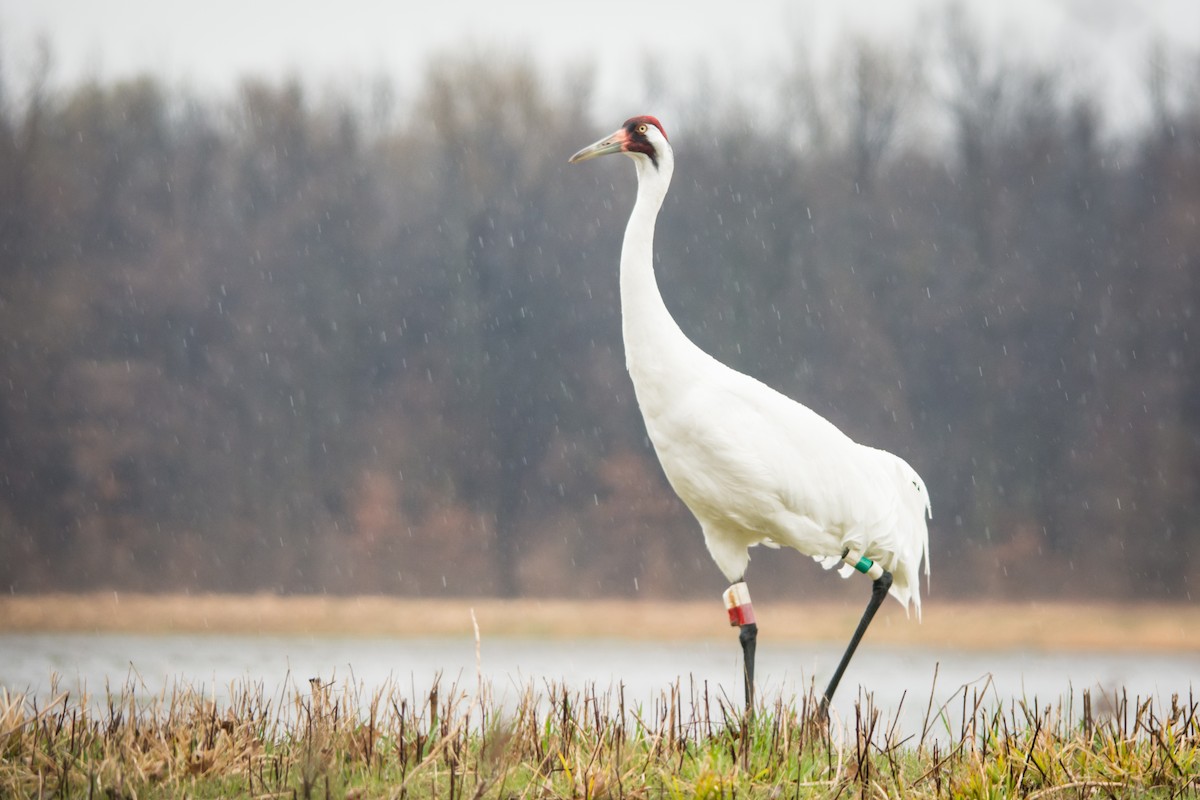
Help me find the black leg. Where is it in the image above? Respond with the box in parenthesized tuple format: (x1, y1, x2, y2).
(723, 581, 758, 715)
(739, 622, 757, 712)
(819, 570, 892, 715)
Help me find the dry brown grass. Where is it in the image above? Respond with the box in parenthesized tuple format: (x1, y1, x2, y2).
(1, 593, 1197, 652)
(2, 670, 1198, 798)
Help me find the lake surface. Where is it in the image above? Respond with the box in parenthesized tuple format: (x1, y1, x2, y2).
(2, 632, 1195, 736)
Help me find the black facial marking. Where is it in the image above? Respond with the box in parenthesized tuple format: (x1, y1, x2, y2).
(622, 115, 666, 169)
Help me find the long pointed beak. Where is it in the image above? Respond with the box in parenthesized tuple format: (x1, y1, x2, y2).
(568, 129, 627, 164)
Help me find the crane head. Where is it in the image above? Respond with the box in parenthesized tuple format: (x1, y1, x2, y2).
(569, 116, 668, 168)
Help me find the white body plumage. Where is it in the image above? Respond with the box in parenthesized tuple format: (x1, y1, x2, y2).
(574, 118, 931, 616)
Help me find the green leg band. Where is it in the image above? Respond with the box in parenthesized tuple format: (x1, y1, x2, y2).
(843, 549, 886, 581)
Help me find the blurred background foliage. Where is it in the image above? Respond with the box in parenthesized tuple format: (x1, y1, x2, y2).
(0, 15, 1197, 602)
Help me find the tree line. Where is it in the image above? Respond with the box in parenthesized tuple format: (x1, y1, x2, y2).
(1, 17, 1197, 601)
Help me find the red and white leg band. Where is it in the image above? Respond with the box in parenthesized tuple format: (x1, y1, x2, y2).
(723, 582, 756, 627)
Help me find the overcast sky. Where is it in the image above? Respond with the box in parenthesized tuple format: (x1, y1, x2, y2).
(2, 0, 1197, 130)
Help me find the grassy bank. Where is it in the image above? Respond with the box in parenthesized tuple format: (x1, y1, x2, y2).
(2, 593, 1198, 652)
(2, 673, 1197, 798)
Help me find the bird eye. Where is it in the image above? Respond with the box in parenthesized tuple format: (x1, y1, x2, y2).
(636, 124, 648, 134)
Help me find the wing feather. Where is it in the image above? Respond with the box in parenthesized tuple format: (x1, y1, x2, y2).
(642, 361, 930, 612)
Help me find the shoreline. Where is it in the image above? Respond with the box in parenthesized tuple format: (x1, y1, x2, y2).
(1, 593, 1197, 652)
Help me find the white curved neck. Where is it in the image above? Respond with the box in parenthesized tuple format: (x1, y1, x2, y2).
(620, 146, 705, 409)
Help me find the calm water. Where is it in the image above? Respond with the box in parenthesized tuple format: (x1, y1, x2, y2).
(2, 632, 1196, 734)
